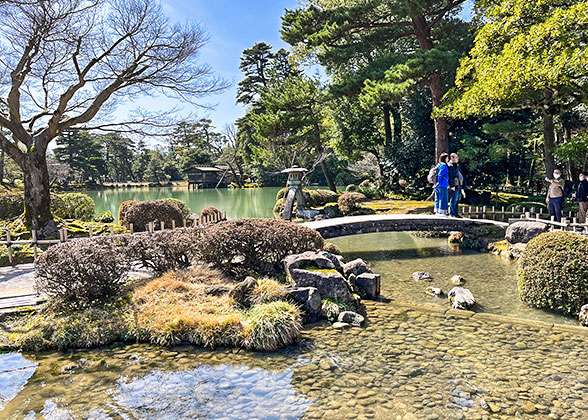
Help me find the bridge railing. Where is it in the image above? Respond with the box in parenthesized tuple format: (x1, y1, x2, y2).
(0, 211, 226, 265)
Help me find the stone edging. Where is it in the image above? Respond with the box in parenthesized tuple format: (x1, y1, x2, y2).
(372, 300, 588, 338)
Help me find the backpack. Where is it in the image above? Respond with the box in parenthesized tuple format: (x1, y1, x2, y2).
(563, 180, 574, 199)
(427, 165, 439, 184)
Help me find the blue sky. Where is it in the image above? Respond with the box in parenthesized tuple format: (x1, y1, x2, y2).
(120, 0, 474, 134)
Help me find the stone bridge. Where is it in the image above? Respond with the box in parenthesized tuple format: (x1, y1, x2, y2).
(302, 214, 508, 239)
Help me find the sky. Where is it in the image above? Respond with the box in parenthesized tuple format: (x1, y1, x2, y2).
(118, 0, 474, 134)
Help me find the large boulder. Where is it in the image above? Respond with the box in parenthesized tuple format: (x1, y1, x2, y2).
(506, 221, 549, 244)
(338, 311, 364, 327)
(343, 258, 372, 277)
(284, 286, 322, 323)
(283, 251, 336, 278)
(290, 268, 355, 303)
(448, 287, 476, 310)
(350, 272, 381, 299)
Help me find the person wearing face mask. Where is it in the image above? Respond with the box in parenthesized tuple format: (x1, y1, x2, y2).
(545, 169, 566, 222)
(574, 172, 588, 224)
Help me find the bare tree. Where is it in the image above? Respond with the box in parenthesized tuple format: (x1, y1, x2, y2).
(0, 0, 226, 233)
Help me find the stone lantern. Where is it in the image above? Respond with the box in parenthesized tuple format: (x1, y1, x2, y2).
(281, 165, 308, 220)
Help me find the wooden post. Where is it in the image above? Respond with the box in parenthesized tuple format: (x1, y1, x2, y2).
(149, 222, 154, 233)
(6, 232, 12, 265)
(551, 216, 555, 222)
(525, 212, 530, 218)
(63, 229, 68, 242)
(88, 226, 93, 238)
(109, 225, 114, 235)
(183, 219, 187, 228)
(172, 220, 176, 230)
(130, 223, 134, 234)
(536, 214, 541, 220)
(160, 221, 165, 231)
(31, 230, 38, 260)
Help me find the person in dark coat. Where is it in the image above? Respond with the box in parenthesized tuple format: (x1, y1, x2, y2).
(447, 153, 466, 218)
(574, 171, 588, 224)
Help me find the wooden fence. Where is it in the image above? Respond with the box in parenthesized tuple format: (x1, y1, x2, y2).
(0, 211, 226, 265)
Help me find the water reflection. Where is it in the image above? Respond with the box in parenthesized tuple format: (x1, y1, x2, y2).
(0, 353, 37, 411)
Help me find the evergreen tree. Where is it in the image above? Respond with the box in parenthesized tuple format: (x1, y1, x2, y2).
(54, 131, 106, 182)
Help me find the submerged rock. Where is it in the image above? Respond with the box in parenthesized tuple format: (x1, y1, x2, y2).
(425, 286, 443, 297)
(284, 287, 322, 323)
(448, 287, 476, 310)
(337, 311, 364, 327)
(580, 304, 588, 327)
(353, 272, 381, 299)
(412, 271, 432, 281)
(448, 231, 464, 244)
(450, 275, 465, 285)
(505, 221, 549, 244)
(332, 322, 350, 329)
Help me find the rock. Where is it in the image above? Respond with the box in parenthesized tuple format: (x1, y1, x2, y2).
(319, 359, 333, 370)
(332, 322, 350, 329)
(284, 286, 322, 323)
(290, 268, 355, 303)
(413, 271, 432, 281)
(298, 209, 321, 220)
(319, 251, 345, 273)
(448, 231, 464, 244)
(342, 258, 372, 277)
(579, 304, 588, 327)
(448, 287, 476, 310)
(229, 276, 256, 306)
(323, 202, 343, 218)
(283, 251, 336, 278)
(505, 221, 549, 244)
(521, 403, 537, 414)
(353, 272, 381, 299)
(204, 285, 231, 296)
(337, 311, 364, 327)
(509, 242, 527, 259)
(450, 275, 465, 285)
(425, 286, 443, 297)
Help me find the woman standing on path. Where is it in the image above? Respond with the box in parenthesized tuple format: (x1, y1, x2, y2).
(434, 153, 449, 217)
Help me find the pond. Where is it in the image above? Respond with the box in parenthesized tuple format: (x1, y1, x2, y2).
(2, 233, 587, 419)
(84, 186, 285, 220)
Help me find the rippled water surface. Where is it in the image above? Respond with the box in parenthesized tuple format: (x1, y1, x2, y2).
(2, 233, 587, 419)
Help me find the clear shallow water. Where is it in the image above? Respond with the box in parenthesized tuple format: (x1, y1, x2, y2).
(2, 233, 588, 419)
(85, 186, 284, 220)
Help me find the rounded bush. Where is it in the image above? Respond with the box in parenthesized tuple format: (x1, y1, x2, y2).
(163, 198, 191, 218)
(125, 200, 183, 232)
(338, 192, 366, 215)
(95, 211, 114, 223)
(51, 193, 95, 221)
(200, 206, 224, 223)
(245, 301, 301, 351)
(345, 184, 357, 192)
(0, 193, 24, 220)
(517, 231, 588, 315)
(304, 189, 338, 207)
(35, 239, 131, 308)
(118, 200, 138, 226)
(128, 228, 201, 274)
(198, 218, 324, 276)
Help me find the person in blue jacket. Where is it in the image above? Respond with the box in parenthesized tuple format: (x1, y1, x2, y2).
(434, 153, 449, 217)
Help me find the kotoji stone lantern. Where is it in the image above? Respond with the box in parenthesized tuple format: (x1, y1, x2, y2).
(281, 165, 308, 220)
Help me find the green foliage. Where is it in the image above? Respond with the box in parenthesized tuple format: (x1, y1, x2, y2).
(163, 198, 191, 218)
(244, 301, 302, 351)
(251, 278, 287, 305)
(518, 231, 588, 315)
(321, 297, 355, 322)
(346, 184, 357, 192)
(54, 131, 106, 182)
(304, 189, 339, 207)
(51, 193, 95, 221)
(94, 211, 114, 223)
(0, 192, 24, 220)
(35, 239, 131, 309)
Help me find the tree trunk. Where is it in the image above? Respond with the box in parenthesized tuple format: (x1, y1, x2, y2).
(320, 159, 337, 192)
(23, 151, 56, 235)
(391, 104, 402, 144)
(542, 90, 556, 178)
(383, 104, 393, 149)
(412, 15, 449, 160)
(563, 126, 578, 183)
(0, 149, 4, 184)
(528, 138, 537, 190)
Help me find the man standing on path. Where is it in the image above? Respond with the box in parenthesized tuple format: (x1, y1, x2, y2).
(448, 153, 465, 218)
(545, 169, 566, 222)
(574, 171, 588, 224)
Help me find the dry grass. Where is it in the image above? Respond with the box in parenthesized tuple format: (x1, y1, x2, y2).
(250, 278, 286, 305)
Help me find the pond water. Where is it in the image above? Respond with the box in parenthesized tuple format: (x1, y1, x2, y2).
(84, 186, 285, 220)
(2, 233, 587, 419)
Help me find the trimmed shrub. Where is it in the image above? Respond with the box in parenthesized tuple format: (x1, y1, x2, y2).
(200, 206, 224, 223)
(338, 192, 366, 215)
(95, 211, 114, 223)
(276, 187, 289, 201)
(198, 218, 324, 276)
(128, 228, 201, 274)
(517, 231, 588, 315)
(244, 301, 302, 351)
(118, 200, 139, 226)
(51, 193, 95, 221)
(0, 193, 24, 220)
(346, 184, 357, 192)
(251, 278, 286, 305)
(273, 198, 286, 215)
(304, 189, 339, 207)
(163, 198, 191, 218)
(35, 239, 131, 309)
(125, 200, 183, 232)
(323, 242, 341, 255)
